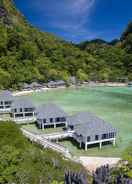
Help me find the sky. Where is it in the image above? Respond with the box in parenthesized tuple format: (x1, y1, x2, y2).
(14, 0, 132, 43)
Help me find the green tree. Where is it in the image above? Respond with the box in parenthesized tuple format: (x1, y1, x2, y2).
(76, 69, 88, 82)
(0, 68, 11, 89)
(0, 146, 22, 184)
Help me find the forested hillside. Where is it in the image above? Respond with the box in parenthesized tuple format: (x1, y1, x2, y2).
(78, 23, 132, 82)
(0, 0, 131, 89)
(0, 122, 89, 184)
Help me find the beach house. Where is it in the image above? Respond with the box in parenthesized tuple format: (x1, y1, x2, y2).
(47, 81, 57, 88)
(36, 103, 67, 129)
(11, 98, 36, 123)
(23, 82, 43, 91)
(68, 112, 117, 150)
(23, 83, 32, 91)
(47, 80, 65, 88)
(128, 82, 132, 87)
(0, 90, 14, 113)
(30, 82, 43, 90)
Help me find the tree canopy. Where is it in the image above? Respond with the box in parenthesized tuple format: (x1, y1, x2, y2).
(0, 0, 131, 89)
(0, 122, 88, 184)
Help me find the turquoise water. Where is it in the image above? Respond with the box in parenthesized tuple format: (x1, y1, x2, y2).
(26, 87, 132, 157)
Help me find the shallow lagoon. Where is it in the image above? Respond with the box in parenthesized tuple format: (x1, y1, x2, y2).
(26, 87, 132, 157)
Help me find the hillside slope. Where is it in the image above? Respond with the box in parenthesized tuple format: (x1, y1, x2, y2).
(78, 23, 132, 81)
(0, 0, 97, 89)
(0, 122, 90, 184)
(0, 0, 131, 89)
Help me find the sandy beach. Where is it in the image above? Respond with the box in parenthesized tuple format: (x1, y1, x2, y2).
(13, 82, 127, 97)
(79, 156, 121, 172)
(13, 88, 50, 96)
(97, 82, 126, 87)
(13, 86, 68, 96)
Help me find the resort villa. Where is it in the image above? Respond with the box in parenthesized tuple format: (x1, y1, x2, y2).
(128, 82, 132, 87)
(68, 112, 117, 150)
(23, 82, 44, 91)
(0, 90, 117, 150)
(47, 80, 65, 88)
(36, 103, 67, 129)
(0, 90, 14, 113)
(11, 98, 36, 123)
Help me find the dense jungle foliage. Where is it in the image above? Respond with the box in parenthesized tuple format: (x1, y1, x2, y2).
(0, 122, 89, 184)
(0, 0, 131, 89)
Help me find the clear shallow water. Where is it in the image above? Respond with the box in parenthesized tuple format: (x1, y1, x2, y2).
(26, 87, 132, 157)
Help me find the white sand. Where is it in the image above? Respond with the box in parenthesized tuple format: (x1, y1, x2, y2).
(97, 82, 126, 87)
(13, 86, 68, 96)
(13, 88, 50, 96)
(13, 82, 127, 97)
(79, 156, 121, 172)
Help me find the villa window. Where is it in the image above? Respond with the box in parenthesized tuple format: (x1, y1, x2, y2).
(109, 132, 114, 138)
(5, 101, 10, 105)
(112, 132, 115, 138)
(14, 109, 17, 113)
(50, 118, 53, 123)
(15, 114, 23, 118)
(87, 136, 91, 142)
(95, 135, 99, 140)
(55, 117, 60, 122)
(102, 134, 107, 139)
(0, 101, 3, 105)
(43, 119, 46, 124)
(25, 113, 33, 117)
(61, 117, 66, 122)
(20, 108, 23, 112)
(5, 106, 10, 108)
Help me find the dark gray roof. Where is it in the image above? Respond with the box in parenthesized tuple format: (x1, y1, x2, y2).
(68, 112, 117, 137)
(48, 80, 65, 86)
(36, 103, 67, 119)
(47, 81, 56, 86)
(23, 82, 42, 89)
(56, 80, 65, 85)
(23, 83, 32, 89)
(68, 112, 94, 126)
(30, 82, 43, 88)
(0, 90, 14, 101)
(11, 98, 35, 109)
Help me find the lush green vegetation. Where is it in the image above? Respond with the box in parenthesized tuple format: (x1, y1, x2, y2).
(111, 145, 132, 181)
(121, 145, 132, 178)
(0, 0, 131, 89)
(0, 122, 89, 184)
(78, 24, 132, 82)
